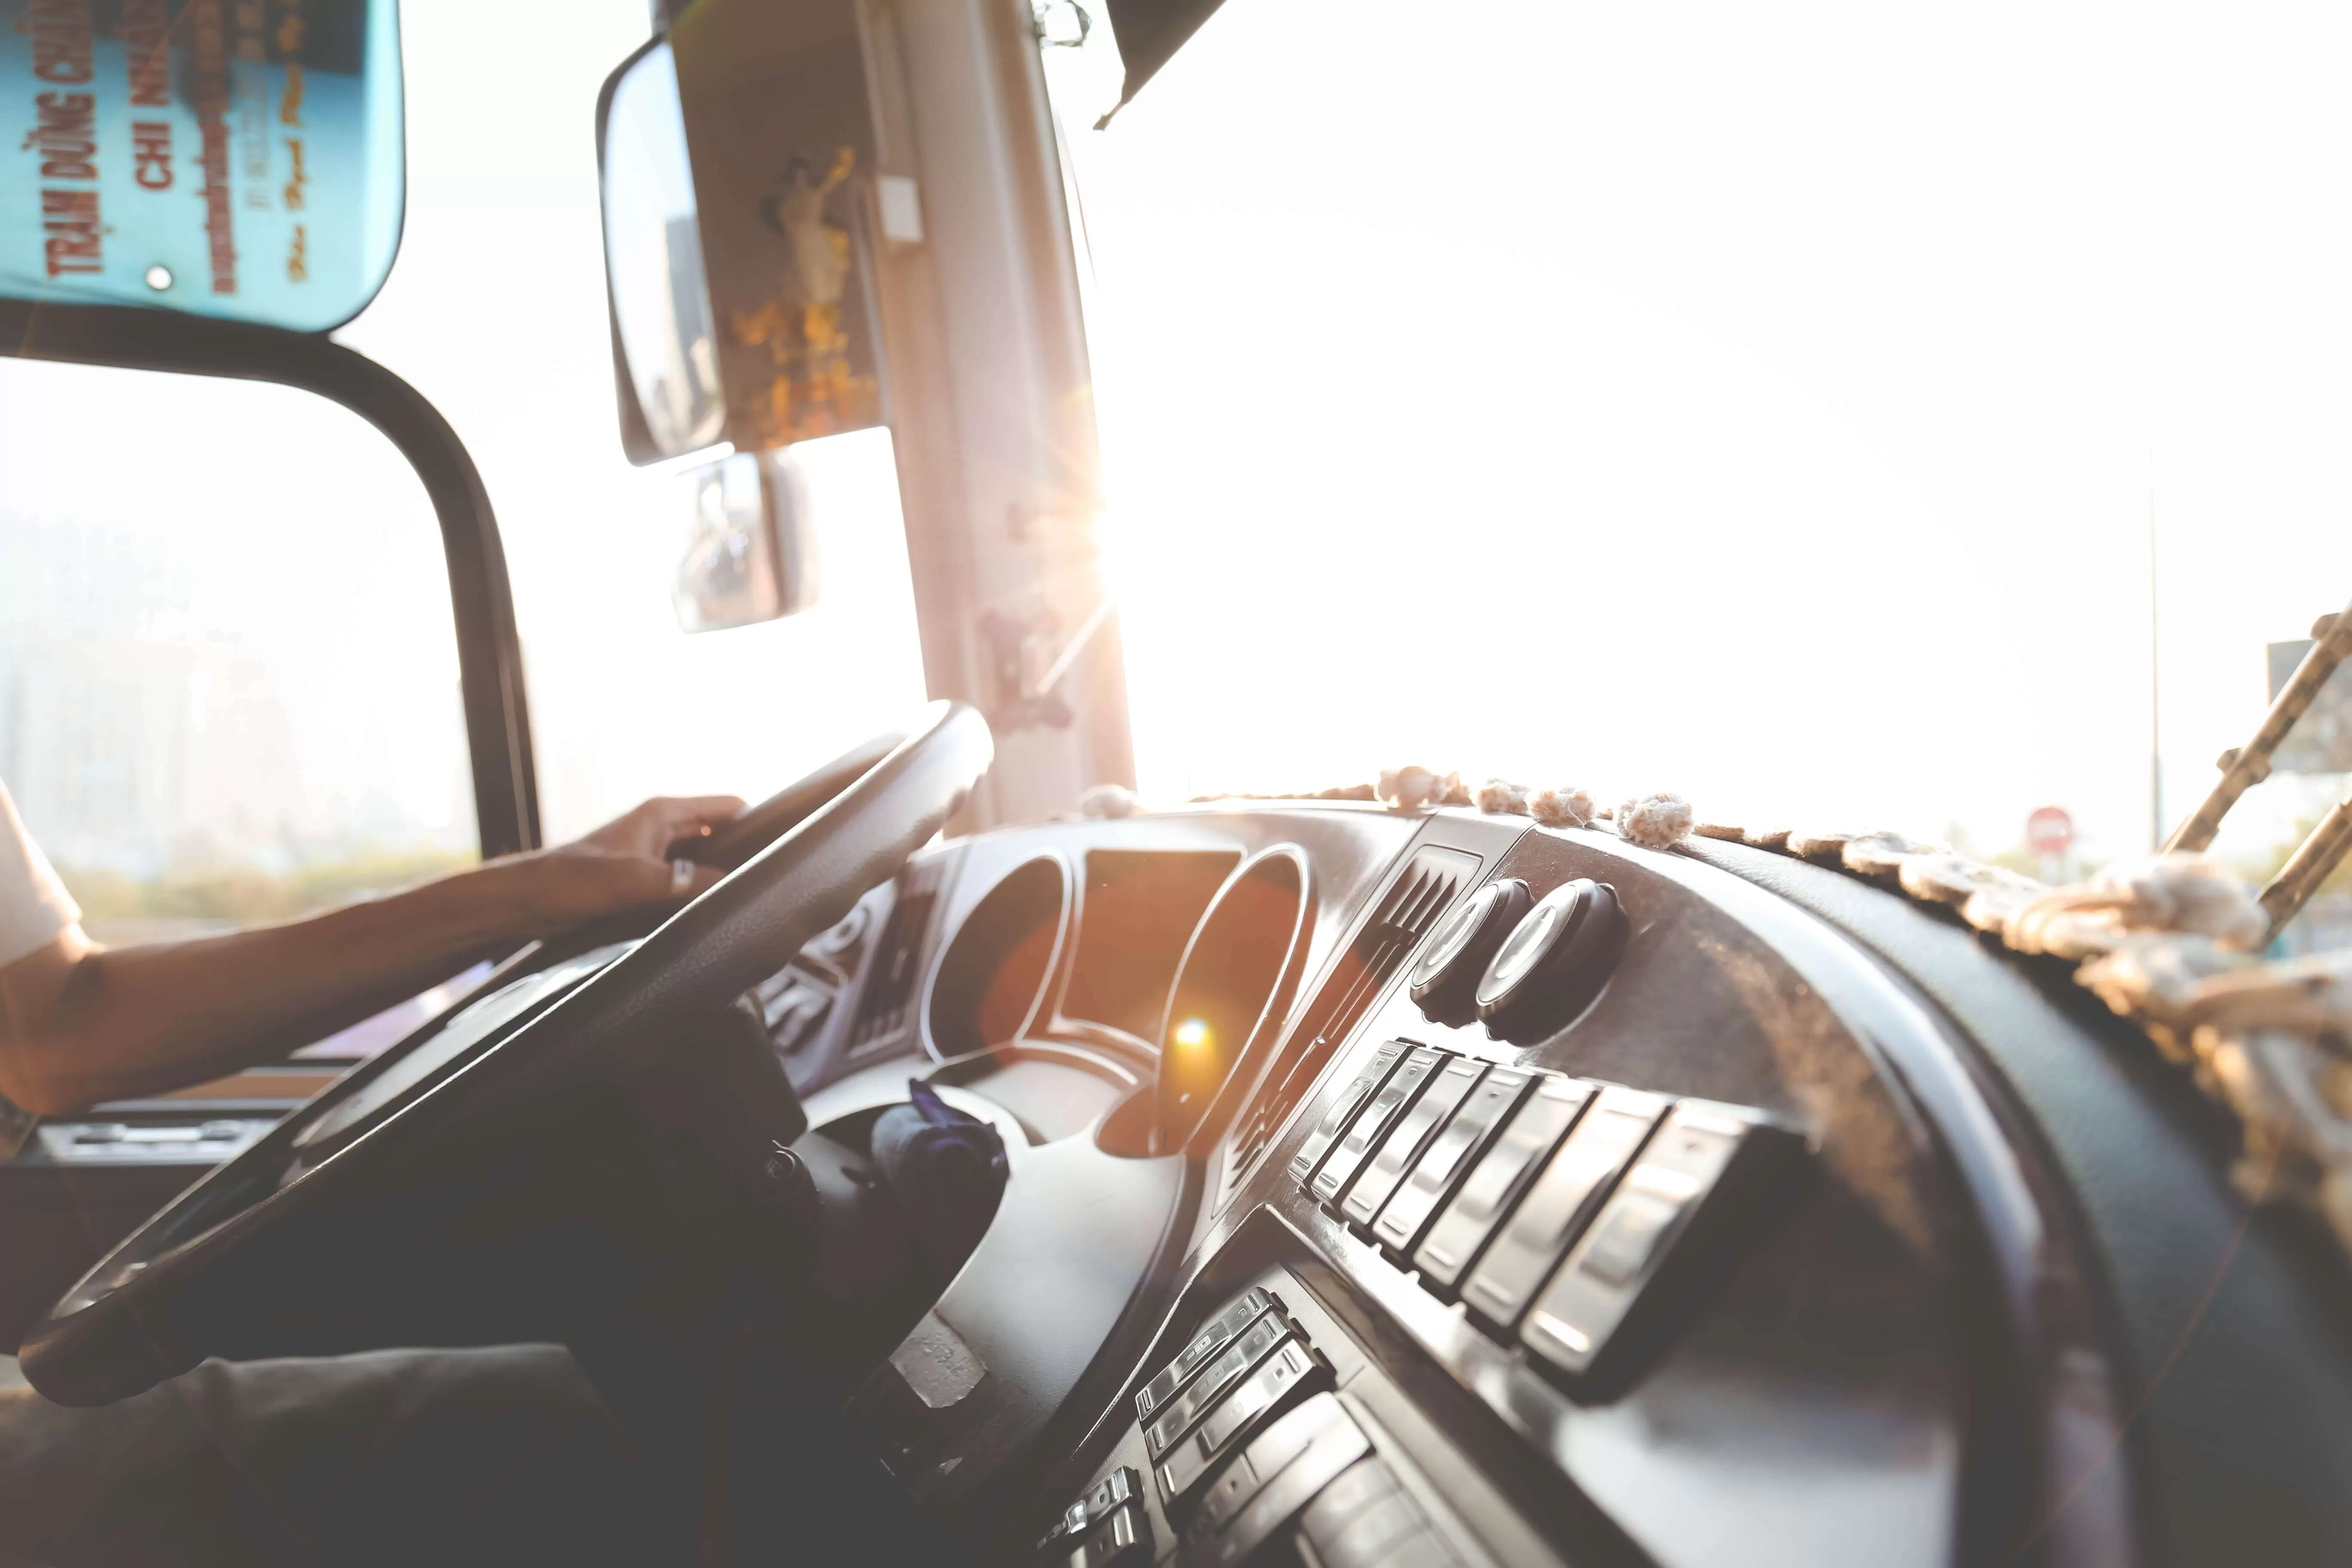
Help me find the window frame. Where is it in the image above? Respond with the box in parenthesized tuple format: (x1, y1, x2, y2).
(0, 297, 542, 859)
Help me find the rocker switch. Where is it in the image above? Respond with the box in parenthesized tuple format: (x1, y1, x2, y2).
(1412, 1074, 1591, 1293)
(1372, 1066, 1535, 1259)
(1136, 1288, 1279, 1423)
(1458, 1085, 1666, 1331)
(1521, 1100, 1799, 1380)
(1341, 1055, 1487, 1231)
(1289, 1041, 1411, 1188)
(1311, 1048, 1445, 1207)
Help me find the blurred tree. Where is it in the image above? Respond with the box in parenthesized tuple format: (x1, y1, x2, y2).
(54, 847, 476, 932)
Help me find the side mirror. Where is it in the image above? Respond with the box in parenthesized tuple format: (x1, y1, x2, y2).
(673, 449, 820, 633)
(1, 0, 404, 331)
(596, 7, 885, 467)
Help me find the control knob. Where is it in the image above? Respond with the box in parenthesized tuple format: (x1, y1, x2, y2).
(1473, 879, 1628, 1043)
(1407, 878, 1532, 1026)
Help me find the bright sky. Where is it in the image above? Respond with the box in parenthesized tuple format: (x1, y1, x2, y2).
(1076, 0, 2352, 869)
(5, 0, 2349, 880)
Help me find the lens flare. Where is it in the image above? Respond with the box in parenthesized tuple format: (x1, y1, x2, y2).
(1171, 1017, 1211, 1053)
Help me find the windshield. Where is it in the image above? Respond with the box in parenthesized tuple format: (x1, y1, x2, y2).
(1050, 0, 2352, 949)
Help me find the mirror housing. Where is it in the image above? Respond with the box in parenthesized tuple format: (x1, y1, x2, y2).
(674, 449, 820, 633)
(597, 2, 885, 468)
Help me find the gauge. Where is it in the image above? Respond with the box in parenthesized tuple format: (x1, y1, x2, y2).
(1407, 878, 1532, 1026)
(926, 855, 1071, 1058)
(1153, 846, 1311, 1152)
(1473, 879, 1628, 1043)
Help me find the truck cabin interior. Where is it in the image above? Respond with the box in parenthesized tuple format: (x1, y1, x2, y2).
(6, 2, 2352, 1566)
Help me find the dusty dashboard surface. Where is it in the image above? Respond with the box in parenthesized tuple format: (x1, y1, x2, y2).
(777, 802, 2350, 1567)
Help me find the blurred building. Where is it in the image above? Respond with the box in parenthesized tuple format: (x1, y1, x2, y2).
(0, 515, 459, 877)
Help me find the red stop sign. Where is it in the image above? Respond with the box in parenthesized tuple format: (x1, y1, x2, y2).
(2027, 806, 2074, 855)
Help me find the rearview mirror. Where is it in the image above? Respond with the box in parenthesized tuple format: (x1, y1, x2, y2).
(674, 449, 820, 633)
(1, 0, 404, 330)
(596, 2, 885, 466)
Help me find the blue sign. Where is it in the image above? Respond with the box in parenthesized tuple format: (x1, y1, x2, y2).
(2, 0, 403, 331)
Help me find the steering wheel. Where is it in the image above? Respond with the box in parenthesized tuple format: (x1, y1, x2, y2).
(18, 703, 994, 1408)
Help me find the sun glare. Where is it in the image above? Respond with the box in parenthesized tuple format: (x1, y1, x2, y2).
(1074, 0, 2352, 873)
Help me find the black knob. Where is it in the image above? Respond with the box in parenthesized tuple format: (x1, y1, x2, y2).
(759, 1141, 820, 1228)
(1474, 879, 1627, 1042)
(1408, 878, 1532, 1026)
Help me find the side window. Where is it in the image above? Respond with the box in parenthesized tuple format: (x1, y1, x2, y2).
(0, 360, 478, 958)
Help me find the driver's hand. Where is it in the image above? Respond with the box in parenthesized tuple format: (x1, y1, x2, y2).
(507, 795, 747, 928)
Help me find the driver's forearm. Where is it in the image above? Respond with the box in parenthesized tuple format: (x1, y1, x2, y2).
(3, 861, 543, 1115)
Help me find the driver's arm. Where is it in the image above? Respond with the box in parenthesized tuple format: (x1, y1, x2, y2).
(0, 793, 744, 1118)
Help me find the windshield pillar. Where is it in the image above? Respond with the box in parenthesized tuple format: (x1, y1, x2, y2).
(859, 0, 1136, 827)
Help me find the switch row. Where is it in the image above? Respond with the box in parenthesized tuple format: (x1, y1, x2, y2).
(1087, 1282, 1485, 1566)
(1037, 1466, 1142, 1556)
(1054, 1287, 1303, 1564)
(1291, 1039, 1797, 1382)
(1122, 1288, 1336, 1513)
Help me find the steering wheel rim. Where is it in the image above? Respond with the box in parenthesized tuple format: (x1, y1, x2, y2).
(19, 702, 993, 1407)
(683, 724, 913, 872)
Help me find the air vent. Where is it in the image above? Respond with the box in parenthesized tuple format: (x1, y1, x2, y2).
(1220, 846, 1477, 1196)
(845, 858, 944, 1054)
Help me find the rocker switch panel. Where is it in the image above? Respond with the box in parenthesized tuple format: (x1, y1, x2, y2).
(1155, 1340, 1329, 1507)
(1037, 1468, 1141, 1552)
(1058, 1501, 1148, 1568)
(1187, 1396, 1373, 1568)
(1145, 1313, 1296, 1458)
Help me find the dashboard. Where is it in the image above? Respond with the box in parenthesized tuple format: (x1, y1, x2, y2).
(767, 800, 2352, 1568)
(8, 799, 2350, 1565)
